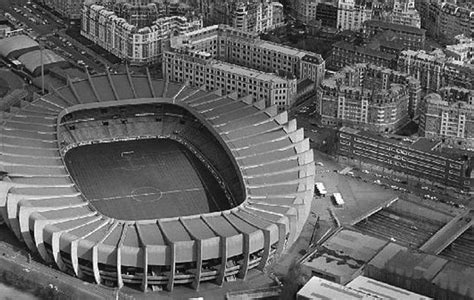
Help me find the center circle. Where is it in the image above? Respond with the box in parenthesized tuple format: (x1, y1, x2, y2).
(131, 187, 163, 202)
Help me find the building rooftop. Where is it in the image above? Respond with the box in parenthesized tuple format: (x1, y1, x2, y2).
(432, 262, 474, 298)
(347, 276, 432, 300)
(340, 127, 470, 161)
(364, 20, 426, 35)
(410, 138, 442, 152)
(298, 277, 380, 300)
(211, 61, 291, 83)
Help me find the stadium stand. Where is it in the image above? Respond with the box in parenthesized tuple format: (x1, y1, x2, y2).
(0, 70, 314, 291)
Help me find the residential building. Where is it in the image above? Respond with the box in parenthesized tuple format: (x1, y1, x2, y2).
(41, 0, 84, 19)
(294, 0, 320, 23)
(419, 87, 474, 149)
(329, 41, 397, 69)
(446, 34, 474, 64)
(363, 20, 426, 50)
(316, 1, 339, 28)
(337, 126, 474, 192)
(170, 25, 326, 86)
(164, 25, 325, 111)
(397, 49, 474, 93)
(417, 0, 473, 43)
(318, 63, 421, 132)
(163, 50, 297, 111)
(81, 3, 202, 65)
(201, 0, 284, 33)
(385, 0, 421, 28)
(337, 0, 373, 31)
(232, 0, 284, 33)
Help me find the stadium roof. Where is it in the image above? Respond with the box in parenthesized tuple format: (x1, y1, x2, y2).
(18, 49, 67, 74)
(0, 35, 39, 58)
(0, 70, 314, 291)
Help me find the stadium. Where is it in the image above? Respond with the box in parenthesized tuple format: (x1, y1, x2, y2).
(0, 69, 314, 291)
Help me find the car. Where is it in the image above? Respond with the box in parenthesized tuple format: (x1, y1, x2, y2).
(362, 170, 369, 174)
(421, 186, 429, 190)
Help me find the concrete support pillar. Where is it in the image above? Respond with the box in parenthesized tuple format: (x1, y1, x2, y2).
(192, 239, 203, 290)
(141, 246, 148, 292)
(166, 242, 176, 292)
(217, 237, 228, 286)
(237, 233, 250, 280)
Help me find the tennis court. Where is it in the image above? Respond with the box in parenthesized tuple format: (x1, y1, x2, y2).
(65, 139, 230, 220)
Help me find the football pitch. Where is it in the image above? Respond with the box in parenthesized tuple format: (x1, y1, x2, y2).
(64, 138, 229, 220)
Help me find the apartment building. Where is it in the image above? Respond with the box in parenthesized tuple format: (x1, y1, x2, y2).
(329, 41, 397, 70)
(294, 0, 320, 23)
(318, 63, 421, 132)
(81, 3, 202, 65)
(419, 87, 474, 149)
(170, 25, 326, 86)
(164, 25, 324, 111)
(40, 0, 84, 19)
(417, 0, 473, 42)
(232, 0, 284, 33)
(163, 50, 297, 111)
(397, 49, 474, 93)
(363, 20, 426, 50)
(337, 127, 473, 192)
(202, 0, 284, 33)
(337, 0, 373, 31)
(385, 0, 421, 28)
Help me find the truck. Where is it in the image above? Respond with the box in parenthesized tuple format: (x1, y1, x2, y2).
(332, 193, 344, 207)
(315, 182, 327, 197)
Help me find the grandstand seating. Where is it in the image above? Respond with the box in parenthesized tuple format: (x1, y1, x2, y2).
(0, 71, 314, 292)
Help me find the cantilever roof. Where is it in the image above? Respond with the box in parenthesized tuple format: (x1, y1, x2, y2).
(0, 35, 39, 58)
(0, 72, 314, 274)
(18, 49, 67, 74)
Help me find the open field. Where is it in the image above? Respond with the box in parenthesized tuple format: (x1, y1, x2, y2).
(65, 139, 229, 220)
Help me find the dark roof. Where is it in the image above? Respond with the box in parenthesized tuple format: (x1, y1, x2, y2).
(364, 20, 426, 35)
(333, 41, 396, 60)
(410, 138, 441, 152)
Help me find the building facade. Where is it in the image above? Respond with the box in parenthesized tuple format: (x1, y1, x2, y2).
(419, 87, 474, 149)
(81, 3, 202, 65)
(417, 0, 473, 43)
(337, 0, 373, 31)
(164, 25, 325, 111)
(385, 0, 421, 28)
(337, 127, 473, 192)
(41, 0, 84, 19)
(397, 49, 474, 93)
(329, 40, 397, 70)
(163, 50, 297, 111)
(232, 0, 284, 33)
(169, 25, 326, 86)
(201, 0, 284, 33)
(318, 63, 421, 131)
(363, 20, 426, 50)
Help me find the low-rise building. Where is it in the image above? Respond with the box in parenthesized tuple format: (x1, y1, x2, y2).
(419, 87, 474, 150)
(81, 3, 202, 65)
(329, 40, 397, 70)
(337, 127, 474, 192)
(318, 63, 420, 131)
(363, 20, 425, 50)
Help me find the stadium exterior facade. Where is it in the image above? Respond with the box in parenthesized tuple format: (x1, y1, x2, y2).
(0, 70, 314, 291)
